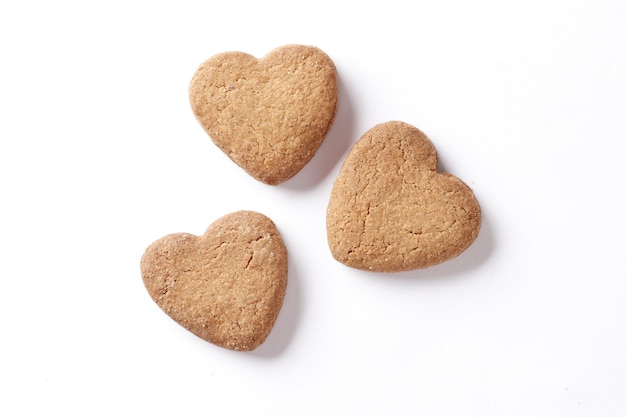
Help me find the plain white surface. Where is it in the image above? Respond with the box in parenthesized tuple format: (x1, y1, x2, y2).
(1, 1, 625, 415)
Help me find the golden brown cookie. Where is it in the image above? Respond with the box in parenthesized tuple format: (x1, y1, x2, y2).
(140, 211, 288, 351)
(326, 121, 481, 272)
(189, 44, 338, 185)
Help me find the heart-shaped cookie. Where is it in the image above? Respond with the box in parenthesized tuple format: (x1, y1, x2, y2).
(326, 121, 481, 272)
(189, 44, 339, 185)
(140, 211, 288, 351)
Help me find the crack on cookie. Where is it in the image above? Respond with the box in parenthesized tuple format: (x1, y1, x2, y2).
(244, 253, 254, 270)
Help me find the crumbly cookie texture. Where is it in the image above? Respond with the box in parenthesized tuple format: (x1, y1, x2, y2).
(326, 121, 481, 272)
(140, 211, 288, 351)
(189, 44, 338, 185)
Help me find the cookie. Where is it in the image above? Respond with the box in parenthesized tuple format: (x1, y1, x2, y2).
(140, 211, 288, 351)
(326, 121, 481, 272)
(189, 44, 339, 185)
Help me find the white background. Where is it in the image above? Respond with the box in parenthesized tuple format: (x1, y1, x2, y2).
(1, 1, 625, 416)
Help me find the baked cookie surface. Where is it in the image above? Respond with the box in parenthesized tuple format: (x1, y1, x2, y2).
(140, 211, 288, 351)
(326, 121, 481, 272)
(189, 44, 338, 185)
